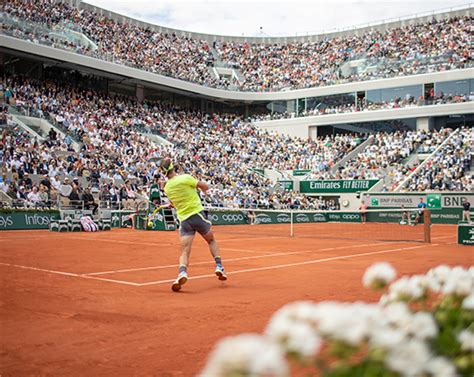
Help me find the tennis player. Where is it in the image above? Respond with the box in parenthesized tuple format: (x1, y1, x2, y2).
(160, 158, 227, 292)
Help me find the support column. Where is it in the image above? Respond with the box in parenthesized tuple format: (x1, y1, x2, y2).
(136, 84, 144, 102)
(416, 117, 432, 131)
(286, 100, 296, 115)
(309, 126, 318, 139)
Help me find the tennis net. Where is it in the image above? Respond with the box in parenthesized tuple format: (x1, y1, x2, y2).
(204, 207, 431, 243)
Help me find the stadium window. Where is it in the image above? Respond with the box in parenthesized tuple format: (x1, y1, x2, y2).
(434, 80, 471, 98)
(367, 85, 422, 106)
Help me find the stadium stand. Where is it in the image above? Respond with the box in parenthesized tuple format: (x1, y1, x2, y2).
(1, 72, 472, 214)
(0, 2, 472, 213)
(1, 0, 472, 91)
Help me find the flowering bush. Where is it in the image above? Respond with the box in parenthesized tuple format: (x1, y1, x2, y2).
(201, 264, 474, 377)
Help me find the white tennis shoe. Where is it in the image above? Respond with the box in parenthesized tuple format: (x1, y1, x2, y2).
(215, 265, 228, 281)
(171, 271, 188, 292)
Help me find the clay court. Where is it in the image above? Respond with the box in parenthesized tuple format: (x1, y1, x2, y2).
(0, 224, 471, 376)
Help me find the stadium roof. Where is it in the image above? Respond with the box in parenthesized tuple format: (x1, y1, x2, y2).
(83, 0, 474, 43)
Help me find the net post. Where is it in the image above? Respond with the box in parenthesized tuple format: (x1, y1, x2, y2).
(290, 210, 294, 237)
(424, 209, 431, 243)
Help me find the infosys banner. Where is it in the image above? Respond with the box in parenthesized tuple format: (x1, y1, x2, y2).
(300, 180, 380, 193)
(0, 211, 60, 230)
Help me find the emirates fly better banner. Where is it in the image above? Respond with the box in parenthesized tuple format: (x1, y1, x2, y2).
(300, 179, 380, 193)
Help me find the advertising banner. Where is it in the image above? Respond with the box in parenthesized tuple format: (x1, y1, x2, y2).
(111, 210, 135, 228)
(300, 180, 379, 194)
(366, 193, 474, 209)
(277, 180, 294, 191)
(207, 210, 366, 225)
(458, 224, 474, 245)
(0, 211, 60, 230)
(292, 170, 311, 176)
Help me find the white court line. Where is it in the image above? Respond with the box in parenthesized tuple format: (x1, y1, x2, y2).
(0, 262, 140, 286)
(65, 236, 175, 247)
(0, 262, 80, 277)
(221, 248, 278, 255)
(84, 241, 403, 276)
(217, 236, 289, 243)
(432, 235, 456, 240)
(138, 244, 438, 286)
(81, 275, 141, 286)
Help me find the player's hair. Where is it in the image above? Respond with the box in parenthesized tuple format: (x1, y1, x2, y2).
(160, 158, 174, 177)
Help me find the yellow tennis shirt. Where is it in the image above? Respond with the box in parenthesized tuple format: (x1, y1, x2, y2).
(164, 174, 204, 221)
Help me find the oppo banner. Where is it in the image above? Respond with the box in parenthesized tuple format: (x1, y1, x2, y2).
(207, 210, 362, 225)
(0, 211, 60, 230)
(209, 208, 465, 226)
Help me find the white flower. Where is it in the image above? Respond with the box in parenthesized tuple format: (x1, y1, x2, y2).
(442, 269, 473, 297)
(388, 276, 425, 302)
(265, 316, 321, 359)
(379, 293, 390, 306)
(269, 301, 320, 329)
(314, 302, 378, 346)
(369, 325, 406, 350)
(458, 330, 474, 352)
(385, 338, 431, 377)
(199, 333, 289, 377)
(363, 262, 397, 289)
(404, 311, 438, 340)
(424, 356, 457, 377)
(462, 293, 474, 310)
(383, 302, 413, 329)
(427, 265, 451, 285)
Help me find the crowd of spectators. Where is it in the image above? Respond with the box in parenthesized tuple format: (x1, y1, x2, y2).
(303, 128, 469, 192)
(215, 16, 472, 91)
(401, 127, 472, 191)
(1, 0, 471, 91)
(1, 74, 364, 209)
(1, 73, 472, 211)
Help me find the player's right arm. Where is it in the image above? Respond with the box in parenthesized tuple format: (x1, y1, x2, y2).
(197, 181, 209, 192)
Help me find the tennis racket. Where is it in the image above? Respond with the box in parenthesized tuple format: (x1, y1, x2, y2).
(143, 203, 172, 228)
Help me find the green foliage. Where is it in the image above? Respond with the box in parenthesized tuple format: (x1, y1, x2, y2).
(323, 359, 399, 377)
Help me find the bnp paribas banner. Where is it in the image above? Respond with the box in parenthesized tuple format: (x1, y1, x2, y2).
(0, 211, 60, 230)
(365, 192, 474, 209)
(365, 192, 474, 224)
(300, 180, 380, 193)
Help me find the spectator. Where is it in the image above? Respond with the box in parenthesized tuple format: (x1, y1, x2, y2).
(82, 187, 98, 214)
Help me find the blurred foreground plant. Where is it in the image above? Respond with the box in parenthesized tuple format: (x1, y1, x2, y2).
(200, 264, 473, 377)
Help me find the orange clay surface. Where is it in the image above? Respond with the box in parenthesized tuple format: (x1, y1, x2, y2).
(0, 224, 472, 376)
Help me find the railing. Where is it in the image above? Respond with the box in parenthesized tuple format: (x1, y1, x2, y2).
(0, 198, 58, 210)
(7, 104, 84, 145)
(295, 3, 473, 38)
(393, 129, 461, 192)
